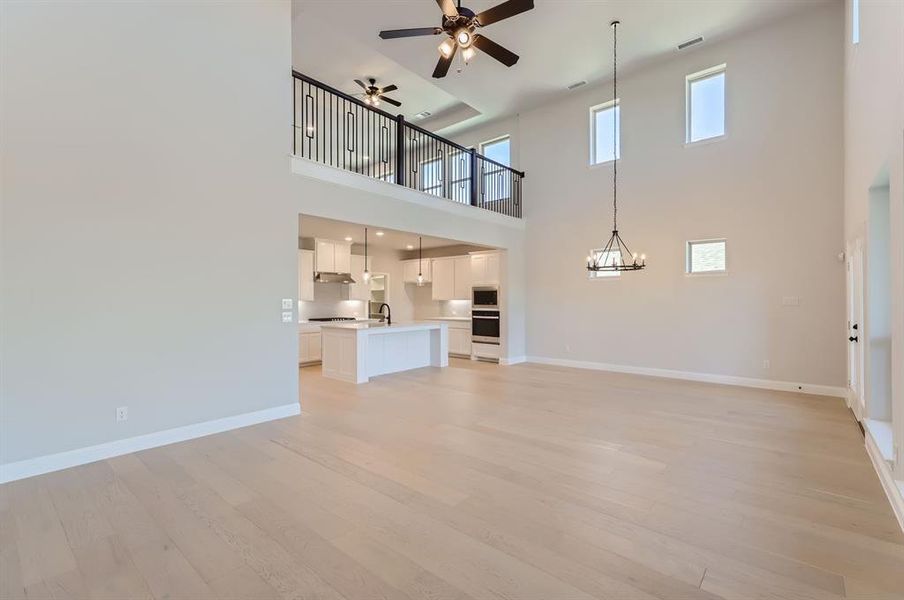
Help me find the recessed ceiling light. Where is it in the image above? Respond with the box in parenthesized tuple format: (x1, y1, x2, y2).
(406, 244, 414, 250)
(375, 231, 385, 236)
(344, 236, 353, 242)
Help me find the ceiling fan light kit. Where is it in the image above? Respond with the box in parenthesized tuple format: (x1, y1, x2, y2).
(378, 0, 535, 78)
(354, 78, 401, 107)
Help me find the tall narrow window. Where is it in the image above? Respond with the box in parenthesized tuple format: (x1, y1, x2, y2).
(686, 239, 727, 274)
(421, 158, 443, 196)
(686, 65, 726, 143)
(852, 0, 860, 44)
(590, 99, 620, 165)
(480, 136, 511, 203)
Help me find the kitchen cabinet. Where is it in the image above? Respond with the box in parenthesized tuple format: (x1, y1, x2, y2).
(348, 254, 372, 301)
(315, 238, 351, 273)
(298, 331, 322, 364)
(453, 256, 471, 299)
(432, 256, 470, 300)
(298, 250, 315, 302)
(470, 252, 500, 286)
(402, 258, 431, 284)
(449, 328, 471, 356)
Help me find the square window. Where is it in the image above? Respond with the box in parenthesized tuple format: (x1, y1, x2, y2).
(480, 136, 510, 167)
(479, 136, 511, 204)
(590, 100, 620, 164)
(687, 239, 727, 274)
(588, 248, 621, 278)
(420, 157, 443, 196)
(686, 66, 726, 143)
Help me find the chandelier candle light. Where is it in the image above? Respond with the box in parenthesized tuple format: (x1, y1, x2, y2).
(587, 20, 646, 274)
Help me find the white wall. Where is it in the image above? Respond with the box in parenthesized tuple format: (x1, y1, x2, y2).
(0, 2, 299, 467)
(844, 0, 904, 474)
(455, 4, 846, 388)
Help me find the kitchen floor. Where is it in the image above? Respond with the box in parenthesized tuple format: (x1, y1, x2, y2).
(2, 359, 903, 599)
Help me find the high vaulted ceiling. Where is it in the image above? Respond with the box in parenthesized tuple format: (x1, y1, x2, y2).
(292, 0, 832, 135)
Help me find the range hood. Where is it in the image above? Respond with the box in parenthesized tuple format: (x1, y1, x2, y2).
(314, 272, 356, 284)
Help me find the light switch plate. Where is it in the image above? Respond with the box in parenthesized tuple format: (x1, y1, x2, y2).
(282, 298, 293, 310)
(782, 296, 801, 306)
(281, 311, 293, 323)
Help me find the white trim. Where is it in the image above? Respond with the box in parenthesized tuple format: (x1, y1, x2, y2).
(865, 427, 904, 533)
(0, 403, 301, 484)
(525, 356, 847, 398)
(500, 356, 527, 366)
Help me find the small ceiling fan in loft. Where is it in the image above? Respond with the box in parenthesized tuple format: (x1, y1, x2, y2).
(354, 78, 401, 107)
(378, 0, 535, 78)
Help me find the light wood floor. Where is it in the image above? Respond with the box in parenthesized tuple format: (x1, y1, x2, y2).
(2, 360, 904, 600)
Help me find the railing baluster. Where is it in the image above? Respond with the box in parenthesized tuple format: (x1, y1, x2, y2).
(291, 71, 524, 218)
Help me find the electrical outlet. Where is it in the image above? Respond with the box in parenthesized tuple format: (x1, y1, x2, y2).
(762, 359, 770, 369)
(281, 311, 293, 323)
(281, 298, 293, 310)
(116, 406, 128, 422)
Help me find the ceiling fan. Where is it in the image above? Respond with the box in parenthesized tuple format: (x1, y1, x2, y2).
(354, 78, 401, 107)
(378, 0, 534, 78)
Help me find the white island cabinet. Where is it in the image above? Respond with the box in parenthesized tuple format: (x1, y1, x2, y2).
(320, 322, 448, 384)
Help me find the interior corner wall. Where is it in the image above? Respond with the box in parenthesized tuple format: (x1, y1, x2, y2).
(844, 0, 904, 472)
(502, 4, 845, 387)
(1, 1, 299, 466)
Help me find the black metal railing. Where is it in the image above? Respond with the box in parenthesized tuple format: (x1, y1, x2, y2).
(293, 71, 524, 218)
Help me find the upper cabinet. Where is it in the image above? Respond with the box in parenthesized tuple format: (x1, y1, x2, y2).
(298, 249, 315, 302)
(470, 252, 500, 286)
(402, 258, 432, 284)
(432, 256, 470, 301)
(315, 238, 351, 273)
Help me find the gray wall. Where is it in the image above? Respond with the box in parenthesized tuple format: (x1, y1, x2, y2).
(455, 4, 847, 387)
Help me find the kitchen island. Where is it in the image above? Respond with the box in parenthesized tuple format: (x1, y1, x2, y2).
(320, 322, 448, 384)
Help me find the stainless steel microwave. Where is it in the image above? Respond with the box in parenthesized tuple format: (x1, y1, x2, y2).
(472, 286, 498, 309)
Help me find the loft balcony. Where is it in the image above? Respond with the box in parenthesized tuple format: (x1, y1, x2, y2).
(292, 71, 525, 219)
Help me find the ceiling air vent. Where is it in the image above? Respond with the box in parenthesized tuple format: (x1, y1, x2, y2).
(567, 80, 587, 91)
(414, 110, 432, 119)
(677, 36, 704, 50)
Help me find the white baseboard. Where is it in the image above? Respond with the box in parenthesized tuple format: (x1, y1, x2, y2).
(865, 428, 904, 534)
(525, 356, 847, 398)
(501, 356, 527, 366)
(0, 403, 301, 484)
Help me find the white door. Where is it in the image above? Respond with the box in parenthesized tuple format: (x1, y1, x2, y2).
(847, 240, 864, 418)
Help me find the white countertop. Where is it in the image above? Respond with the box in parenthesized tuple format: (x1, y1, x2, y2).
(320, 321, 445, 335)
(299, 319, 380, 333)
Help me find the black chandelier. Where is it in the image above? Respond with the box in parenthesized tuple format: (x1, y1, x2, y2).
(587, 20, 646, 274)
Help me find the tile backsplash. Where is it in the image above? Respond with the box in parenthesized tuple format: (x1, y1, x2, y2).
(298, 283, 367, 321)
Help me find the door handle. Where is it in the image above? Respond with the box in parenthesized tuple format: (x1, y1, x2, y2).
(849, 336, 858, 342)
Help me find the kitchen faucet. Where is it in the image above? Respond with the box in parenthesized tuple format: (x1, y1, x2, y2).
(378, 303, 391, 326)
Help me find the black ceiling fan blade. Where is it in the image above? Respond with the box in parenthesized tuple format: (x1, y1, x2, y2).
(472, 34, 519, 67)
(379, 27, 442, 39)
(432, 44, 457, 78)
(381, 96, 402, 107)
(436, 0, 459, 18)
(379, 84, 398, 94)
(475, 0, 534, 27)
(354, 79, 368, 90)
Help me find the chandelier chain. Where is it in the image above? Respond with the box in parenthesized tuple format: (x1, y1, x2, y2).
(612, 20, 618, 233)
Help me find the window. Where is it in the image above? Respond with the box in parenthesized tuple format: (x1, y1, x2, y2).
(686, 239, 727, 274)
(420, 157, 443, 196)
(590, 99, 620, 164)
(686, 65, 726, 143)
(852, 0, 860, 44)
(588, 248, 621, 278)
(480, 136, 510, 166)
(479, 136, 511, 203)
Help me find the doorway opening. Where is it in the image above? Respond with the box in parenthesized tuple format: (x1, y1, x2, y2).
(865, 166, 892, 460)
